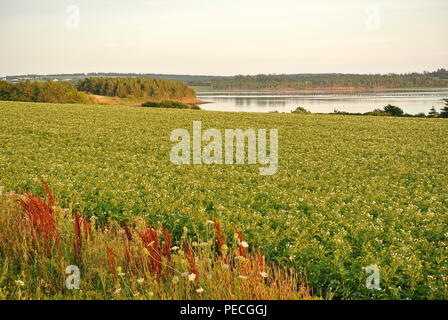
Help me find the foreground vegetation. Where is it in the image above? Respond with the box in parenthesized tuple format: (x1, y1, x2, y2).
(0, 184, 310, 300)
(0, 101, 447, 299)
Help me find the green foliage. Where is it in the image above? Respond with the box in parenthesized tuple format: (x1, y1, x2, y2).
(413, 113, 427, 118)
(428, 107, 439, 118)
(428, 68, 448, 79)
(1, 101, 448, 299)
(364, 109, 391, 117)
(383, 104, 404, 117)
(142, 100, 200, 110)
(77, 77, 196, 100)
(0, 80, 91, 104)
(440, 99, 448, 118)
(292, 107, 311, 114)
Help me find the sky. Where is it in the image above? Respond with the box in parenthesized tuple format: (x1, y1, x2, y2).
(0, 0, 447, 76)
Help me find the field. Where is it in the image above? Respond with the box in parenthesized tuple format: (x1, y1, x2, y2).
(0, 101, 447, 299)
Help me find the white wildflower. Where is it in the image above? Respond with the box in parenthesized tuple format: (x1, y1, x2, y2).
(188, 273, 197, 282)
(240, 241, 249, 248)
(15, 280, 25, 287)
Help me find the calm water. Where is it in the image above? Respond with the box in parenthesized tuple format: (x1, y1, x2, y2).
(197, 89, 448, 114)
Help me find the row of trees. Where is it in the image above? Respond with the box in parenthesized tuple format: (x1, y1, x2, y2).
(0, 80, 91, 104)
(330, 100, 448, 118)
(211, 73, 448, 90)
(77, 77, 196, 100)
(426, 68, 448, 79)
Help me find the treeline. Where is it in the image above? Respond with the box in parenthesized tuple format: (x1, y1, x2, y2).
(77, 77, 196, 100)
(0, 80, 91, 104)
(290, 100, 448, 118)
(426, 68, 448, 79)
(331, 101, 448, 118)
(3, 73, 221, 87)
(211, 72, 448, 90)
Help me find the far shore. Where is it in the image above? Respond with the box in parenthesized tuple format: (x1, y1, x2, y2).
(194, 86, 448, 93)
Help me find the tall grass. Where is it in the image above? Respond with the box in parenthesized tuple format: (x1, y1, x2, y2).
(0, 182, 314, 300)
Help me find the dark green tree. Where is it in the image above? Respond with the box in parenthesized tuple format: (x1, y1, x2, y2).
(384, 104, 404, 116)
(440, 99, 448, 118)
(428, 106, 439, 118)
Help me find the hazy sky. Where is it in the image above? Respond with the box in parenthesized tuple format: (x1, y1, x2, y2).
(1, 0, 447, 76)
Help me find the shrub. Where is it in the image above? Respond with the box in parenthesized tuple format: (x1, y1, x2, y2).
(383, 104, 404, 117)
(413, 113, 427, 118)
(364, 109, 391, 116)
(292, 107, 311, 114)
(141, 101, 160, 108)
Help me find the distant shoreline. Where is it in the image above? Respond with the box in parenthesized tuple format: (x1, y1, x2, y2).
(195, 87, 448, 94)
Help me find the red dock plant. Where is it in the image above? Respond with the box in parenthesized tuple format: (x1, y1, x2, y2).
(73, 212, 91, 263)
(73, 212, 82, 263)
(107, 247, 116, 275)
(234, 226, 248, 258)
(213, 219, 225, 250)
(161, 227, 173, 262)
(137, 227, 163, 276)
(184, 240, 198, 280)
(213, 219, 228, 264)
(16, 179, 60, 258)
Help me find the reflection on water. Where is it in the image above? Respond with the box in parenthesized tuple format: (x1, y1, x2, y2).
(197, 89, 448, 114)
